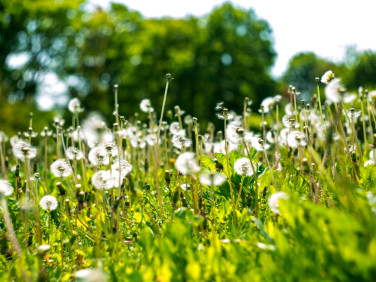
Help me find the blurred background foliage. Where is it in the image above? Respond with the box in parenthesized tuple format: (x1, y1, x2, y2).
(1, 0, 376, 134)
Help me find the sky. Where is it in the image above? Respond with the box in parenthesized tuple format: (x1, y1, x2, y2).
(89, 0, 376, 77)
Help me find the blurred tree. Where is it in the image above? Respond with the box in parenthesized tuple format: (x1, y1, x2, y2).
(342, 50, 376, 91)
(76, 2, 277, 128)
(0, 0, 84, 134)
(1, 0, 277, 132)
(282, 52, 341, 98)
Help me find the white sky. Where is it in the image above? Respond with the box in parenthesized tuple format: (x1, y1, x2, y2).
(90, 0, 376, 77)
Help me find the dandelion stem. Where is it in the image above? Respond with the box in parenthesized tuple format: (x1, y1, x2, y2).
(315, 78, 324, 123)
(154, 74, 172, 218)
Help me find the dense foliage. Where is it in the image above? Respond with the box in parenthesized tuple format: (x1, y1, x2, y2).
(1, 0, 276, 133)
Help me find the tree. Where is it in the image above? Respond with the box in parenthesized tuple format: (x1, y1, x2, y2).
(342, 50, 376, 91)
(282, 52, 341, 98)
(1, 1, 277, 132)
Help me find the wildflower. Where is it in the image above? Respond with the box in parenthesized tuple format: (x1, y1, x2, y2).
(260, 97, 275, 113)
(0, 179, 13, 197)
(282, 115, 300, 129)
(343, 93, 357, 104)
(368, 90, 376, 102)
(12, 141, 37, 161)
(50, 159, 72, 178)
(88, 146, 109, 166)
(364, 160, 375, 167)
(344, 108, 361, 123)
(23, 129, 37, 138)
(172, 133, 192, 150)
(325, 78, 343, 104)
(68, 98, 83, 114)
(40, 195, 58, 211)
(91, 170, 114, 190)
(285, 103, 293, 115)
(40, 127, 53, 137)
(200, 172, 226, 186)
(0, 132, 8, 143)
(251, 138, 270, 151)
(103, 142, 118, 158)
(67, 147, 84, 160)
(321, 70, 335, 84)
(74, 268, 107, 282)
(169, 122, 181, 135)
(287, 131, 307, 148)
(184, 115, 192, 125)
(180, 184, 190, 191)
(130, 137, 146, 149)
(112, 159, 132, 178)
(234, 158, 256, 176)
(145, 134, 157, 146)
(37, 244, 51, 255)
(140, 99, 154, 113)
(256, 242, 276, 251)
(268, 192, 289, 215)
(226, 121, 243, 144)
(175, 152, 200, 175)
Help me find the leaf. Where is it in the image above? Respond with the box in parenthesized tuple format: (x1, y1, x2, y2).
(201, 155, 216, 171)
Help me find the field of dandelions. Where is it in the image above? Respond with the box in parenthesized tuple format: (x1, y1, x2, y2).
(1, 71, 376, 281)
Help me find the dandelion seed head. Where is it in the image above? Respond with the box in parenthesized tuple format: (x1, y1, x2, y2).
(50, 159, 72, 178)
(321, 70, 335, 84)
(68, 98, 83, 114)
(12, 141, 37, 161)
(0, 179, 13, 197)
(92, 170, 114, 190)
(0, 132, 8, 143)
(268, 192, 289, 215)
(287, 131, 307, 148)
(260, 97, 276, 113)
(169, 122, 181, 135)
(175, 152, 200, 175)
(140, 99, 154, 113)
(74, 268, 107, 282)
(172, 133, 192, 150)
(200, 172, 226, 186)
(234, 158, 255, 176)
(112, 159, 132, 178)
(89, 147, 109, 166)
(40, 195, 58, 211)
(325, 78, 343, 104)
(67, 147, 84, 160)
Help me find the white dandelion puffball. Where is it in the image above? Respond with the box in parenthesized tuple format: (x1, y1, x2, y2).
(67, 147, 84, 160)
(40, 195, 58, 211)
(12, 141, 37, 161)
(0, 179, 13, 197)
(287, 131, 307, 148)
(89, 146, 109, 166)
(74, 268, 107, 282)
(234, 158, 255, 177)
(112, 159, 132, 178)
(261, 97, 275, 113)
(268, 192, 289, 215)
(200, 172, 226, 187)
(172, 133, 192, 150)
(169, 122, 181, 135)
(140, 99, 154, 113)
(50, 159, 72, 178)
(325, 78, 343, 104)
(321, 70, 335, 84)
(92, 170, 114, 190)
(68, 98, 83, 114)
(180, 184, 190, 191)
(175, 152, 201, 175)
